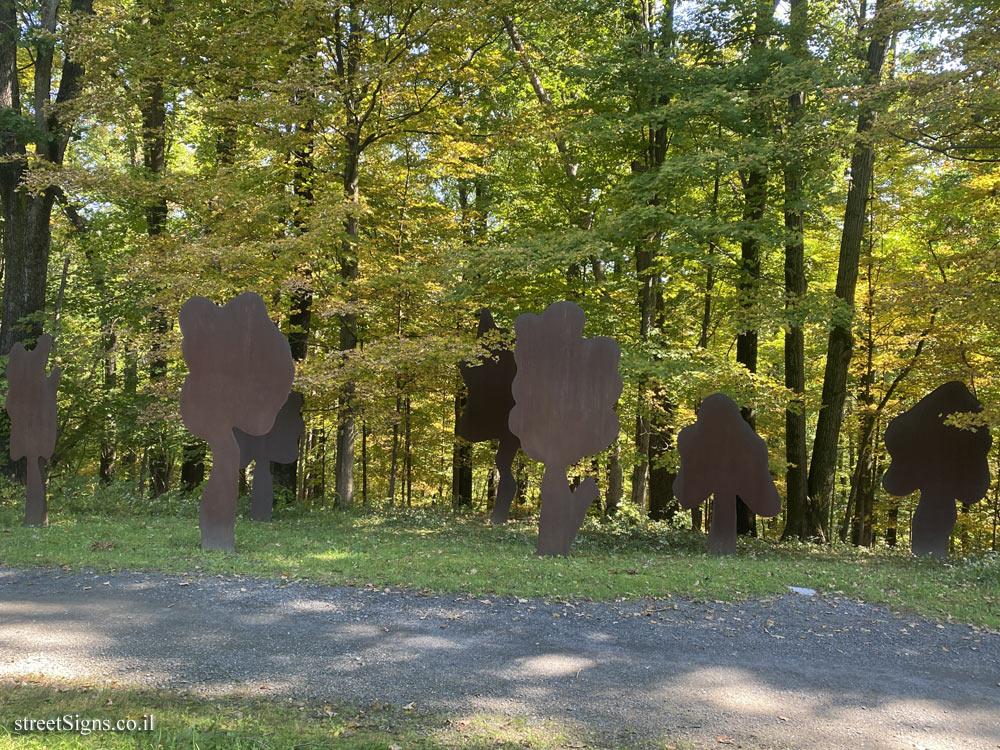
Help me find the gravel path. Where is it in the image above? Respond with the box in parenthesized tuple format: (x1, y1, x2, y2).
(1, 565, 998, 749)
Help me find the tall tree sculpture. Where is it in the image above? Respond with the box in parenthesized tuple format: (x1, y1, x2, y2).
(180, 293, 294, 551)
(457, 309, 519, 524)
(6, 334, 60, 526)
(235, 391, 304, 522)
(509, 301, 621, 556)
(673, 393, 781, 555)
(881, 381, 991, 558)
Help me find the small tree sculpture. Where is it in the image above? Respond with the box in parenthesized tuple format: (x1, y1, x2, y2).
(672, 393, 781, 555)
(508, 301, 622, 556)
(235, 391, 304, 521)
(457, 308, 520, 524)
(180, 293, 294, 551)
(6, 333, 60, 526)
(881, 381, 991, 558)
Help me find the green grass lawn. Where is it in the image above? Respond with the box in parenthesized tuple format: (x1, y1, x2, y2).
(0, 677, 636, 750)
(1, 483, 998, 628)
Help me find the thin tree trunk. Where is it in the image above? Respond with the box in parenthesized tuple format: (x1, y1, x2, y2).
(180, 441, 206, 491)
(99, 323, 117, 484)
(452, 386, 473, 507)
(735, 0, 773, 537)
(388, 388, 401, 506)
(486, 454, 498, 515)
(806, 0, 894, 540)
(334, 130, 361, 509)
(606, 440, 623, 516)
(361, 417, 368, 507)
(993, 450, 999, 552)
(122, 345, 138, 476)
(631, 240, 657, 511)
(404, 393, 412, 507)
(886, 499, 899, 547)
(781, 0, 809, 541)
(452, 180, 475, 509)
(141, 37, 171, 496)
(846, 239, 877, 545)
(692, 170, 720, 532)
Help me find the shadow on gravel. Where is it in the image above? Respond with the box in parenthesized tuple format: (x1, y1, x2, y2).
(1, 567, 999, 750)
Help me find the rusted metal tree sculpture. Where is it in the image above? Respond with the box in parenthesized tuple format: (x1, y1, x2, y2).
(673, 393, 781, 555)
(180, 293, 294, 551)
(882, 381, 991, 558)
(509, 301, 622, 556)
(6, 333, 60, 526)
(457, 308, 520, 524)
(235, 390, 304, 521)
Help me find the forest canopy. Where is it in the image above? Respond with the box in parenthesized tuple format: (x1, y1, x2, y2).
(2, 0, 999, 554)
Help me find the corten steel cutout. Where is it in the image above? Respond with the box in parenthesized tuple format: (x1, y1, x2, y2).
(5, 334, 60, 526)
(235, 390, 304, 522)
(508, 301, 622, 556)
(881, 381, 991, 558)
(672, 393, 781, 556)
(180, 293, 294, 551)
(457, 308, 520, 524)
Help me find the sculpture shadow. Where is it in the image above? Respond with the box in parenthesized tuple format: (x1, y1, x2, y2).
(2, 569, 997, 750)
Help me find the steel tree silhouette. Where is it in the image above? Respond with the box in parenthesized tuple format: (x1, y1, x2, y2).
(180, 293, 294, 551)
(509, 301, 621, 556)
(672, 393, 781, 555)
(235, 390, 304, 522)
(6, 333, 60, 526)
(882, 381, 991, 558)
(457, 308, 520, 524)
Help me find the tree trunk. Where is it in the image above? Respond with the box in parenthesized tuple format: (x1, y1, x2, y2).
(334, 130, 361, 508)
(121, 345, 139, 476)
(180, 440, 206, 491)
(847, 248, 877, 546)
(693, 171, 719, 532)
(805, 0, 893, 540)
(0, 0, 93, 475)
(606, 440, 623, 516)
(630, 240, 657, 511)
(99, 323, 117, 484)
(734, 0, 773, 537)
(851, 426, 876, 546)
(781, 0, 810, 541)
(452, 388, 473, 508)
(648, 389, 677, 521)
(886, 499, 899, 547)
(361, 417, 368, 506)
(404, 393, 412, 507)
(388, 387, 401, 505)
(274, 113, 315, 504)
(141, 64, 171, 497)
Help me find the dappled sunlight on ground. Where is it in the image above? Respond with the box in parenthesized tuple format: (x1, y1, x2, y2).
(503, 653, 596, 679)
(3, 566, 998, 749)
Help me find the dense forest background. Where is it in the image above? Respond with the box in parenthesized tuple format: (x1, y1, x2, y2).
(2, 0, 999, 553)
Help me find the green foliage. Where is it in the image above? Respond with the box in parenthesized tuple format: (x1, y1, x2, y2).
(2, 0, 1000, 553)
